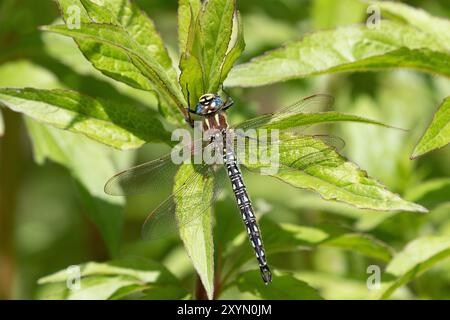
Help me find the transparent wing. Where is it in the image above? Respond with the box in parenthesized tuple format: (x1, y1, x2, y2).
(233, 132, 344, 156)
(141, 164, 226, 240)
(278, 135, 344, 171)
(277, 134, 345, 153)
(104, 140, 204, 196)
(236, 134, 345, 174)
(234, 94, 334, 131)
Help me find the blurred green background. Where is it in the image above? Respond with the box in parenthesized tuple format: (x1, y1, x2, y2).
(0, 0, 449, 299)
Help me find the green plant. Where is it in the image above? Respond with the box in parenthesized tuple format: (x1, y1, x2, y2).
(0, 0, 448, 300)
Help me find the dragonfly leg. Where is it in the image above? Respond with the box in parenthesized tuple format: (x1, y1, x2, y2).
(185, 108, 196, 128)
(184, 84, 196, 127)
(222, 97, 234, 111)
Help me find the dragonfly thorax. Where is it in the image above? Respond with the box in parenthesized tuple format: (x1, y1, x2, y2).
(203, 111, 229, 133)
(195, 93, 224, 115)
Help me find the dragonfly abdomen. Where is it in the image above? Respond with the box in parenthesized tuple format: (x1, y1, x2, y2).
(223, 150, 272, 284)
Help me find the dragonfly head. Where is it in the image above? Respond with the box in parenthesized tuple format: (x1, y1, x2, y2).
(195, 93, 224, 115)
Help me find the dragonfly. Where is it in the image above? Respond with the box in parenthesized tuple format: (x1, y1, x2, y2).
(104, 93, 343, 285)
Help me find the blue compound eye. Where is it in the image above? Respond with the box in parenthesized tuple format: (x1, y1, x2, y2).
(196, 94, 223, 114)
(195, 103, 204, 114)
(213, 96, 223, 109)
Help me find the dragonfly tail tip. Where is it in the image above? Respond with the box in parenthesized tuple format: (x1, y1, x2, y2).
(260, 265, 272, 285)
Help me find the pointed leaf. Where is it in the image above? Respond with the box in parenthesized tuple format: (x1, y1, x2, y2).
(179, 0, 240, 104)
(56, 0, 176, 85)
(42, 23, 186, 123)
(79, 0, 177, 71)
(220, 11, 245, 83)
(225, 21, 450, 87)
(200, 0, 236, 92)
(37, 258, 182, 300)
(412, 96, 450, 158)
(0, 88, 170, 150)
(241, 136, 427, 212)
(39, 258, 180, 285)
(52, 0, 186, 123)
(52, 276, 138, 300)
(178, 0, 201, 54)
(179, 53, 205, 110)
(175, 164, 215, 300)
(179, 1, 204, 107)
(378, 236, 450, 299)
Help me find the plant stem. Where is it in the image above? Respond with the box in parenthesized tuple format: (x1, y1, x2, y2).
(0, 109, 22, 299)
(194, 273, 208, 300)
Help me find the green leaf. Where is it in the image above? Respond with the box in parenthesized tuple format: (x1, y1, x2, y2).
(266, 218, 393, 261)
(412, 97, 450, 158)
(222, 217, 393, 285)
(174, 164, 215, 300)
(372, 1, 450, 48)
(0, 88, 170, 150)
(39, 29, 162, 113)
(80, 0, 178, 69)
(25, 120, 130, 255)
(179, 0, 241, 105)
(178, 0, 201, 54)
(55, 0, 91, 23)
(179, 1, 204, 108)
(42, 23, 186, 123)
(0, 60, 131, 255)
(179, 53, 205, 110)
(225, 217, 393, 279)
(378, 236, 450, 299)
(240, 135, 427, 212)
(56, 0, 176, 83)
(44, 276, 138, 300)
(236, 271, 323, 300)
(220, 11, 245, 84)
(200, 0, 236, 93)
(75, 0, 179, 99)
(39, 258, 180, 284)
(51, 0, 186, 123)
(38, 258, 182, 300)
(225, 21, 450, 87)
(54, 0, 147, 82)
